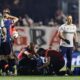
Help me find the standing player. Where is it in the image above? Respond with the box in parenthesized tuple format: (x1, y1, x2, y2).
(0, 13, 9, 76)
(2, 8, 19, 75)
(3, 8, 19, 56)
(3, 8, 19, 41)
(58, 15, 78, 75)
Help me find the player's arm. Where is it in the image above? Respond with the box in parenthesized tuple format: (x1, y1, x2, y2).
(1, 19, 7, 41)
(38, 57, 50, 69)
(74, 32, 78, 42)
(58, 28, 70, 44)
(1, 27, 6, 36)
(1, 27, 7, 42)
(5, 14, 19, 24)
(59, 32, 70, 44)
(58, 30, 64, 40)
(58, 26, 65, 40)
(73, 31, 78, 48)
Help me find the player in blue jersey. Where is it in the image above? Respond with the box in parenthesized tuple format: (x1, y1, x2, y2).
(3, 8, 19, 43)
(0, 9, 19, 75)
(0, 13, 9, 76)
(2, 8, 18, 56)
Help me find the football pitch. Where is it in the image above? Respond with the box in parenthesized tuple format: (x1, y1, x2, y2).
(0, 76, 80, 80)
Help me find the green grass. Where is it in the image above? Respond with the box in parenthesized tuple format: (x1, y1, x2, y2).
(0, 76, 80, 80)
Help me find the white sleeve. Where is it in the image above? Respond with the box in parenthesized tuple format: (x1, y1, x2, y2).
(1, 19, 4, 27)
(75, 25, 77, 32)
(58, 25, 64, 33)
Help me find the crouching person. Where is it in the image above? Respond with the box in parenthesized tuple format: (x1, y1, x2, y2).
(17, 43, 37, 75)
(36, 48, 65, 75)
(36, 48, 50, 75)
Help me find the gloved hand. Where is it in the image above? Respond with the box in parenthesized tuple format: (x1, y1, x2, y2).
(64, 39, 70, 44)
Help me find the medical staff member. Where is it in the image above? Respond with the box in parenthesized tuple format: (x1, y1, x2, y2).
(58, 15, 78, 75)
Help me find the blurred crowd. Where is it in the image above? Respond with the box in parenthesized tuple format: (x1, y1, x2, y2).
(0, 8, 67, 27)
(0, 0, 78, 27)
(16, 10, 67, 27)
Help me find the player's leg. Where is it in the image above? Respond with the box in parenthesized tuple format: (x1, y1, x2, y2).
(59, 46, 67, 56)
(0, 60, 9, 76)
(66, 47, 73, 75)
(8, 58, 16, 75)
(2, 42, 13, 75)
(0, 43, 9, 75)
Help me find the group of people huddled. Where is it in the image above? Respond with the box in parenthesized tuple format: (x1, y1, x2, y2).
(17, 43, 65, 75)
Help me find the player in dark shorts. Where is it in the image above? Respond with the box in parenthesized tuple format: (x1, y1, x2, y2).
(0, 8, 19, 75)
(0, 13, 9, 76)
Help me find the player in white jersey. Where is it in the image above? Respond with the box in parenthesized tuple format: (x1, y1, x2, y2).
(58, 15, 78, 75)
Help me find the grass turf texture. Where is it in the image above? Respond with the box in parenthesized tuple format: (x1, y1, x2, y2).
(0, 76, 80, 80)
